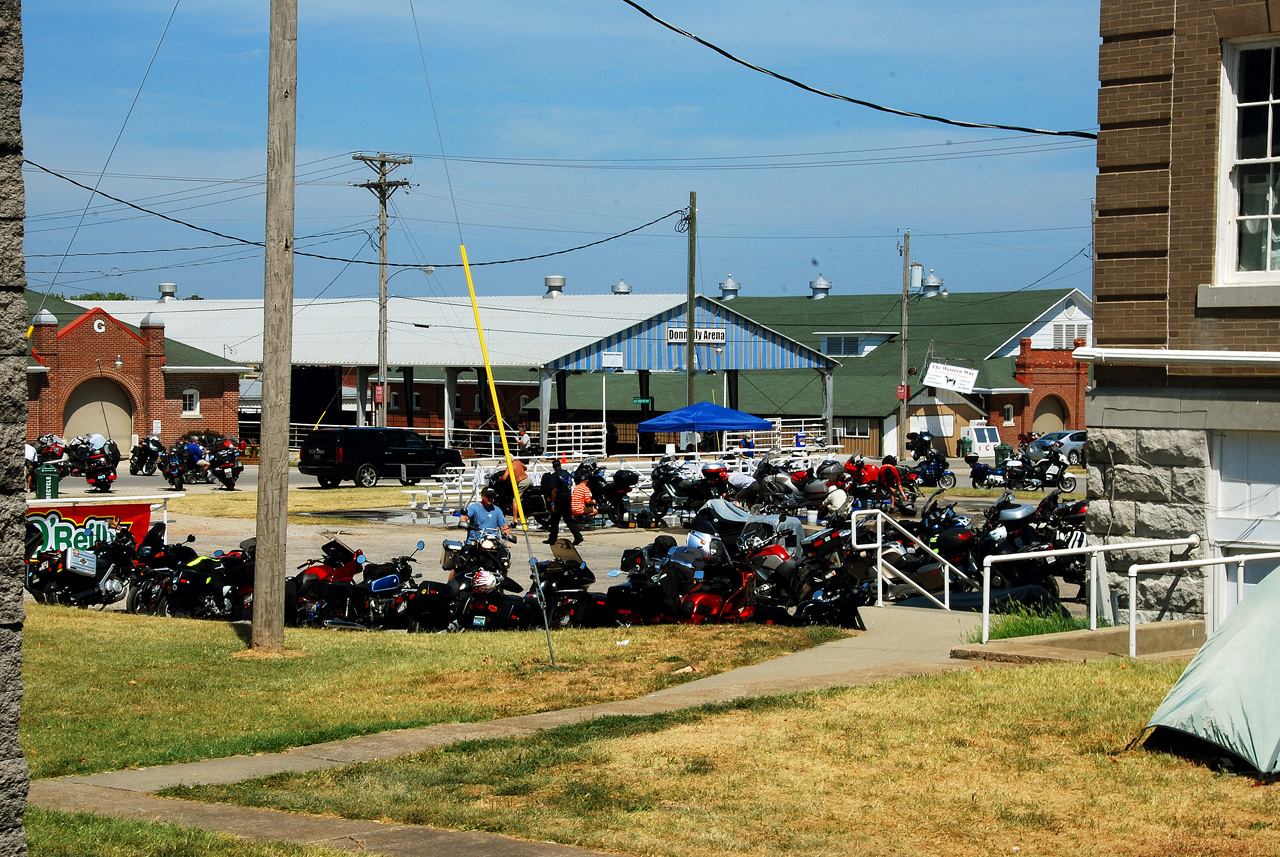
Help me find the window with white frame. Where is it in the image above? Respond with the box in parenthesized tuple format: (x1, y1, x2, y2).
(1220, 40, 1280, 280)
(181, 388, 200, 416)
(412, 391, 421, 411)
(519, 395, 530, 410)
(389, 390, 400, 410)
(1003, 404, 1014, 426)
(843, 417, 871, 438)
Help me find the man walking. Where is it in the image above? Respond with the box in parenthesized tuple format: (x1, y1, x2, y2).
(541, 458, 582, 545)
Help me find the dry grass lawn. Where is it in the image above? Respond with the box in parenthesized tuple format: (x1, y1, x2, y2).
(165, 485, 410, 522)
(21, 604, 845, 779)
(177, 660, 1280, 857)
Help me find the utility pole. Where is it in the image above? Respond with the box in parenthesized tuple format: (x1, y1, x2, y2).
(253, 0, 296, 654)
(685, 191, 697, 408)
(899, 229, 910, 462)
(353, 153, 411, 427)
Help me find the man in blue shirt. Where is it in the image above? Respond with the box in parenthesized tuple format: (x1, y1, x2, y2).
(185, 439, 211, 476)
(460, 487, 509, 543)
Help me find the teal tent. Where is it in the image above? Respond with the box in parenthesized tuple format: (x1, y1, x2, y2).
(1142, 567, 1280, 777)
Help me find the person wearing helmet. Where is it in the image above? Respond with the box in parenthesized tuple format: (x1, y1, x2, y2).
(460, 487, 509, 543)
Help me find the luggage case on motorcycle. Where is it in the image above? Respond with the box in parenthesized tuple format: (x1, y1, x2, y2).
(963, 452, 980, 466)
(613, 469, 641, 488)
(440, 539, 464, 570)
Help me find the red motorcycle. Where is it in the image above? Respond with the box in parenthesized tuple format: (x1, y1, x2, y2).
(285, 538, 365, 625)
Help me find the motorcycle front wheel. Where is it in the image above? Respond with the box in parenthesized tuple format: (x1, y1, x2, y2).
(1059, 474, 1077, 493)
(938, 473, 957, 489)
(142, 459, 157, 476)
(648, 492, 672, 520)
(607, 501, 628, 527)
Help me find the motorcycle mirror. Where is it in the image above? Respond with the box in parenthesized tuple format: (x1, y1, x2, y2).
(607, 569, 621, 577)
(356, 554, 367, 563)
(213, 550, 224, 557)
(416, 540, 425, 551)
(186, 534, 196, 543)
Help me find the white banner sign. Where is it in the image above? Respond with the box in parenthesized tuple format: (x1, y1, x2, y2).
(923, 362, 979, 394)
(665, 326, 727, 345)
(600, 351, 625, 369)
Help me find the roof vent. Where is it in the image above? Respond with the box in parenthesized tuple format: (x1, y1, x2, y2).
(612, 279, 632, 295)
(543, 275, 565, 298)
(140, 312, 165, 328)
(158, 282, 178, 302)
(33, 308, 57, 326)
(921, 271, 945, 298)
(809, 274, 832, 300)
(719, 274, 740, 301)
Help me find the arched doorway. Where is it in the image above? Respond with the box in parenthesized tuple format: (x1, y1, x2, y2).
(63, 378, 133, 443)
(1032, 395, 1066, 434)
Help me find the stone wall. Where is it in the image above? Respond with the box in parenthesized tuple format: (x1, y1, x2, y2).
(1085, 428, 1208, 623)
(0, 0, 28, 852)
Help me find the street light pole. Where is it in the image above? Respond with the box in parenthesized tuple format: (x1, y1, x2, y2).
(354, 153, 411, 427)
(899, 229, 910, 461)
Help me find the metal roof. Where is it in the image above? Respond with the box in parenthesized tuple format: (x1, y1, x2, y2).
(85, 294, 834, 372)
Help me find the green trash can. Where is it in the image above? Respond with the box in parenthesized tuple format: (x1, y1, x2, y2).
(957, 436, 973, 457)
(35, 462, 59, 499)
(994, 443, 1013, 466)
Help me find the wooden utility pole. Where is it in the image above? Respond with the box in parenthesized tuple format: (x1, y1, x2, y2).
(898, 229, 910, 462)
(354, 153, 411, 427)
(685, 191, 697, 408)
(253, 0, 297, 653)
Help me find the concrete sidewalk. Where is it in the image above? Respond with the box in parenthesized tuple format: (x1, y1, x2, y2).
(30, 605, 983, 856)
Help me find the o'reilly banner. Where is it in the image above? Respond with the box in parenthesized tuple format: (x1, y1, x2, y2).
(665, 327, 726, 345)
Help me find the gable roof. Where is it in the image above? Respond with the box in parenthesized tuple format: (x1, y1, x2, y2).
(25, 290, 244, 371)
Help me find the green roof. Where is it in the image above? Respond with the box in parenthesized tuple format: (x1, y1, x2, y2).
(550, 289, 1075, 419)
(26, 289, 242, 370)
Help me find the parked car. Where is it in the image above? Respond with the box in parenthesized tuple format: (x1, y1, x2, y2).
(298, 427, 463, 488)
(1026, 430, 1087, 466)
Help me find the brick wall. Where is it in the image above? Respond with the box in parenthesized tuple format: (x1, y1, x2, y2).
(0, 0, 28, 850)
(1094, 0, 1280, 386)
(25, 313, 239, 446)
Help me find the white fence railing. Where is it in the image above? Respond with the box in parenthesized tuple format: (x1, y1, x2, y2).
(1126, 550, 1280, 657)
(849, 509, 980, 610)
(979, 534, 1202, 647)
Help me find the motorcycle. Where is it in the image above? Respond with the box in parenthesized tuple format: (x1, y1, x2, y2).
(128, 435, 165, 476)
(24, 523, 137, 608)
(284, 538, 365, 625)
(1002, 448, 1077, 493)
(209, 437, 244, 490)
(525, 539, 612, 628)
(156, 538, 257, 620)
(648, 456, 730, 520)
(162, 441, 215, 490)
(745, 455, 835, 516)
(968, 491, 1062, 597)
(301, 542, 426, 631)
(66, 433, 122, 491)
(125, 522, 199, 614)
(440, 529, 527, 631)
(31, 434, 70, 477)
(906, 449, 956, 489)
(486, 469, 552, 526)
(1033, 489, 1089, 599)
(577, 458, 641, 526)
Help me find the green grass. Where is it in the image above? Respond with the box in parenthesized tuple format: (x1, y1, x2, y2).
(26, 808, 346, 857)
(965, 603, 1097, 642)
(20, 604, 846, 779)
(172, 660, 1280, 857)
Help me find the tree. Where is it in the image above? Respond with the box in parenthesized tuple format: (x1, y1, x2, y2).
(75, 291, 133, 301)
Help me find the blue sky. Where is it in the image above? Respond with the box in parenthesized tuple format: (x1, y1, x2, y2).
(22, 2, 1100, 303)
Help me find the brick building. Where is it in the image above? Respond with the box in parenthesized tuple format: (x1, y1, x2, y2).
(1081, 0, 1280, 622)
(26, 291, 243, 448)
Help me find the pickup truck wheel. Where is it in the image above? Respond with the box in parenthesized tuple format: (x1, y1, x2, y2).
(354, 463, 379, 488)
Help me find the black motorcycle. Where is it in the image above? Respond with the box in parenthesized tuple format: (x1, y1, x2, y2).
(156, 538, 256, 620)
(1003, 448, 1077, 493)
(66, 433, 122, 492)
(577, 458, 640, 526)
(128, 435, 165, 476)
(648, 456, 730, 520)
(162, 441, 215, 490)
(209, 438, 243, 490)
(24, 523, 137, 609)
(525, 540, 611, 628)
(440, 529, 527, 631)
(125, 522, 199, 614)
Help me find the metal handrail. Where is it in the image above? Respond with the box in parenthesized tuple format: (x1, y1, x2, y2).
(1126, 550, 1280, 657)
(849, 508, 975, 610)
(979, 534, 1202, 645)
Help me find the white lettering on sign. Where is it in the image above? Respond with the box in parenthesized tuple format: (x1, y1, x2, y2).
(93, 319, 106, 333)
(665, 327, 727, 345)
(922, 362, 979, 395)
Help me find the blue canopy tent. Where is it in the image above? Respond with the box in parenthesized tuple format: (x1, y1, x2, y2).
(637, 401, 772, 433)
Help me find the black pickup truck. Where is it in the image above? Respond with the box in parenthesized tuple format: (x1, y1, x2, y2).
(299, 427, 463, 488)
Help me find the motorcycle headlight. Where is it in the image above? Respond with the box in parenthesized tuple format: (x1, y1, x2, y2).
(480, 538, 496, 551)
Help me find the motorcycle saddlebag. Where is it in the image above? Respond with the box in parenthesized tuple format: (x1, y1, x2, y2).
(613, 468, 641, 488)
(440, 539, 464, 570)
(815, 459, 844, 481)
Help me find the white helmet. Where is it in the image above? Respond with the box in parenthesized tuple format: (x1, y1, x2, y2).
(472, 569, 500, 594)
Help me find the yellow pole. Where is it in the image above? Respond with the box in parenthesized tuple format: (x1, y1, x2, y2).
(459, 245, 526, 529)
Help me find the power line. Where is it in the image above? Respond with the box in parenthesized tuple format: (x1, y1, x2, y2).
(26, 159, 688, 270)
(617, 0, 1097, 141)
